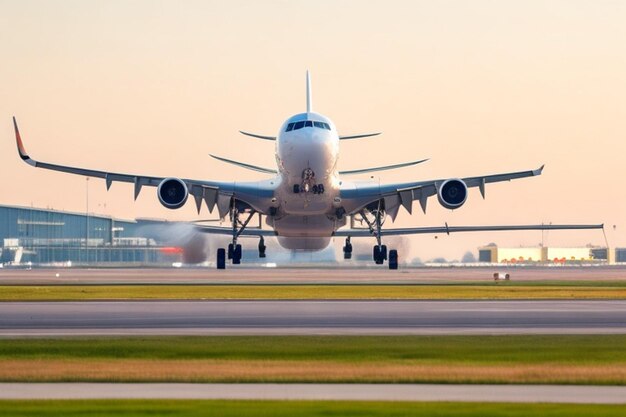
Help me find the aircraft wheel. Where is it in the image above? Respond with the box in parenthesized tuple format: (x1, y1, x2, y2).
(232, 244, 242, 264)
(373, 246, 384, 265)
(381, 245, 388, 261)
(227, 243, 234, 260)
(258, 240, 267, 258)
(388, 249, 398, 270)
(343, 240, 353, 260)
(217, 248, 226, 270)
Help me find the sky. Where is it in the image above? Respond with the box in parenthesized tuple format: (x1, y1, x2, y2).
(0, 0, 624, 261)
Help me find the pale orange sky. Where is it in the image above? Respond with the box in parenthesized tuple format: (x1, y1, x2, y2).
(0, 0, 624, 260)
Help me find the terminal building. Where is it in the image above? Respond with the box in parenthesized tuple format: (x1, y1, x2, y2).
(478, 244, 624, 264)
(0, 204, 182, 266)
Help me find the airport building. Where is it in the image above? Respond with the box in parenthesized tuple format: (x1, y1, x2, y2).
(478, 244, 620, 264)
(0, 204, 181, 266)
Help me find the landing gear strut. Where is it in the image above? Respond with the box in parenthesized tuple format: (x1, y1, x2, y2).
(216, 201, 258, 269)
(358, 201, 399, 269)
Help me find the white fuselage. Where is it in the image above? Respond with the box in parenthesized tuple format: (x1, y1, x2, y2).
(269, 112, 346, 249)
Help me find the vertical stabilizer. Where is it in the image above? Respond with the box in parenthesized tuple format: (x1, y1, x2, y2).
(306, 70, 312, 113)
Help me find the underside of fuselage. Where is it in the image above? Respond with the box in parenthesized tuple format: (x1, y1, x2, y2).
(269, 214, 346, 250)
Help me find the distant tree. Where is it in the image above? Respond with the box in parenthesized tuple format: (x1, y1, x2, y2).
(430, 257, 447, 263)
(461, 251, 477, 263)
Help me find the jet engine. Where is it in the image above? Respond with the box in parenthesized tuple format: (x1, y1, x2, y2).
(157, 178, 189, 209)
(437, 178, 468, 210)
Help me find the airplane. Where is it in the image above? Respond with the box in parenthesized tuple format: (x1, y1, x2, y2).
(12, 72, 602, 269)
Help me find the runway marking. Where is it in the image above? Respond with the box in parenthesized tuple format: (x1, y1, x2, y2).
(1, 383, 626, 403)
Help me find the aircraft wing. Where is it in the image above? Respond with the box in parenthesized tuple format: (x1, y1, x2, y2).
(340, 165, 545, 220)
(334, 223, 604, 237)
(12, 117, 275, 217)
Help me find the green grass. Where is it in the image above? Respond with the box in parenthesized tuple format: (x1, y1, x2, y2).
(2, 282, 626, 300)
(0, 400, 625, 417)
(2, 335, 626, 364)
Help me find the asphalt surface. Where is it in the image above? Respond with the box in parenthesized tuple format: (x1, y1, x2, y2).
(1, 383, 626, 403)
(1, 266, 625, 285)
(2, 300, 626, 336)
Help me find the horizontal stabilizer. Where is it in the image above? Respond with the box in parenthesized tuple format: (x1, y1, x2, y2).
(339, 158, 429, 176)
(339, 132, 381, 140)
(239, 131, 276, 141)
(209, 154, 277, 174)
(196, 224, 276, 236)
(334, 223, 604, 237)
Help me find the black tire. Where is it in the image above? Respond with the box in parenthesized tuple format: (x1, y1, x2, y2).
(381, 245, 388, 261)
(343, 242, 353, 260)
(227, 243, 234, 260)
(232, 244, 242, 264)
(373, 246, 380, 262)
(388, 249, 398, 270)
(293, 184, 300, 194)
(217, 248, 226, 269)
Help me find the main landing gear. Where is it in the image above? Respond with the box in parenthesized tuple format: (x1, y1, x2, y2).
(353, 202, 400, 270)
(216, 203, 266, 269)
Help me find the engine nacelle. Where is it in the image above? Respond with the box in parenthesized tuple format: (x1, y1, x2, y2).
(157, 178, 188, 209)
(437, 178, 468, 210)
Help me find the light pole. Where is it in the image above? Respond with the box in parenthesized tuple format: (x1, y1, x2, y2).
(86, 177, 89, 264)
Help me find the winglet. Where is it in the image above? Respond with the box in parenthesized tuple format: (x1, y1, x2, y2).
(13, 116, 32, 163)
(306, 70, 312, 113)
(533, 164, 545, 176)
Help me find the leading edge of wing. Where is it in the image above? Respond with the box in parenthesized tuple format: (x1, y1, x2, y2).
(209, 154, 277, 174)
(334, 223, 604, 237)
(339, 158, 429, 176)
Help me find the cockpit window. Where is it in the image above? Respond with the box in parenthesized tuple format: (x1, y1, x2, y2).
(286, 120, 332, 132)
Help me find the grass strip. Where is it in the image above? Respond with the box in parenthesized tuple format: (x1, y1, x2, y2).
(1, 400, 626, 417)
(1, 335, 626, 384)
(2, 284, 626, 300)
(1, 359, 625, 384)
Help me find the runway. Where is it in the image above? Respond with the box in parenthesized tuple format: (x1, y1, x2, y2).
(1, 383, 626, 403)
(1, 266, 625, 285)
(2, 300, 626, 336)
